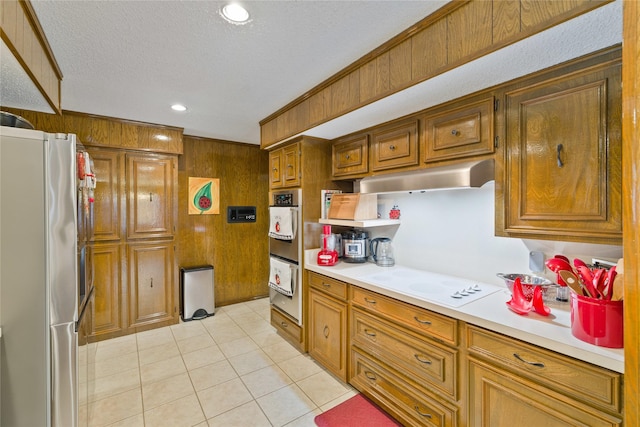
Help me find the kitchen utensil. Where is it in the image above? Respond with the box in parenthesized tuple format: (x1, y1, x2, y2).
(573, 258, 589, 270)
(553, 254, 571, 264)
(545, 257, 574, 274)
(370, 237, 395, 267)
(558, 270, 583, 295)
(603, 266, 617, 300)
(576, 266, 599, 298)
(592, 268, 606, 296)
(496, 273, 554, 301)
(506, 277, 533, 315)
(532, 286, 551, 316)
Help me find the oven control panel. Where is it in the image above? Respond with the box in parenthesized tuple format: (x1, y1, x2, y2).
(273, 193, 295, 206)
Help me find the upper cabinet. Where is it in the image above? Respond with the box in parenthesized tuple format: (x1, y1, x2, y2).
(332, 134, 369, 179)
(371, 119, 419, 172)
(421, 97, 495, 163)
(126, 153, 177, 240)
(269, 141, 301, 189)
(498, 49, 622, 244)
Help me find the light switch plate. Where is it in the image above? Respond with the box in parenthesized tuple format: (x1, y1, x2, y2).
(529, 251, 545, 273)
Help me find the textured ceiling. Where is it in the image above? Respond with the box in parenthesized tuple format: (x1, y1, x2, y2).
(17, 0, 446, 143)
(1, 1, 622, 145)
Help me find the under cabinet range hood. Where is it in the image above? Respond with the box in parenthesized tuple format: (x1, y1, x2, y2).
(359, 159, 495, 194)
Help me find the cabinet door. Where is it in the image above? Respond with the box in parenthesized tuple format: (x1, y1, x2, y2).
(502, 61, 622, 243)
(282, 142, 301, 187)
(309, 288, 348, 381)
(126, 154, 176, 239)
(422, 97, 494, 163)
(332, 134, 369, 178)
(88, 149, 123, 242)
(468, 359, 621, 427)
(371, 119, 419, 171)
(269, 149, 283, 189)
(128, 242, 175, 327)
(90, 243, 123, 337)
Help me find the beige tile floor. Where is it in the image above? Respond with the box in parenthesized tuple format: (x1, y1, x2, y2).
(82, 297, 357, 427)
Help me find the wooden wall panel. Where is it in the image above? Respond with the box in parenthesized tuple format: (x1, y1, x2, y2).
(622, 0, 640, 424)
(493, 0, 521, 44)
(447, 1, 493, 64)
(260, 0, 612, 148)
(176, 136, 270, 306)
(411, 18, 448, 82)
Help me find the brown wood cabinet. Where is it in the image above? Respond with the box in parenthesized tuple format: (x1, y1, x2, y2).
(332, 134, 369, 178)
(128, 241, 175, 328)
(91, 243, 123, 337)
(87, 147, 178, 340)
(126, 154, 176, 240)
(270, 307, 303, 350)
(467, 326, 623, 426)
(370, 119, 419, 172)
(500, 53, 622, 244)
(421, 97, 495, 163)
(269, 141, 301, 189)
(308, 272, 348, 381)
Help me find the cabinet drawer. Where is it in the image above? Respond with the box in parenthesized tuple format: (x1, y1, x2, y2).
(332, 134, 368, 178)
(309, 272, 348, 300)
(371, 120, 419, 171)
(351, 307, 457, 399)
(351, 287, 457, 346)
(466, 325, 622, 413)
(271, 307, 302, 349)
(422, 98, 494, 163)
(351, 347, 458, 427)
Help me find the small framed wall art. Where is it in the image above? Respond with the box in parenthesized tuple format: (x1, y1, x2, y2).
(188, 177, 220, 215)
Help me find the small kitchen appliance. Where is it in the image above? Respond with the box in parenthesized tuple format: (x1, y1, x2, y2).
(370, 237, 395, 267)
(317, 225, 338, 266)
(342, 229, 369, 263)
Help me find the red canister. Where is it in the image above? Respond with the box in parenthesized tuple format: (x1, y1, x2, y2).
(570, 292, 623, 348)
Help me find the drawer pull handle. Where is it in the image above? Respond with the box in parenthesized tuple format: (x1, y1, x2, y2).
(364, 298, 377, 305)
(451, 129, 459, 136)
(414, 316, 431, 325)
(414, 406, 433, 419)
(280, 322, 288, 328)
(556, 144, 564, 168)
(345, 154, 351, 160)
(364, 329, 377, 338)
(414, 354, 432, 365)
(364, 371, 377, 381)
(513, 353, 545, 368)
(389, 144, 396, 150)
(322, 282, 331, 288)
(323, 325, 330, 338)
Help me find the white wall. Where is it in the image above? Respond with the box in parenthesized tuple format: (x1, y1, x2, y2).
(370, 182, 622, 286)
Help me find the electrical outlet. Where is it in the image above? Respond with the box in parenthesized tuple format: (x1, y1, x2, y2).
(529, 251, 545, 273)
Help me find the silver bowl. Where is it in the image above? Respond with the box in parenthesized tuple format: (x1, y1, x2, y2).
(497, 273, 555, 301)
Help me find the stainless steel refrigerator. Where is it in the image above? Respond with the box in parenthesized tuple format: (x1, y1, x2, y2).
(1, 125, 93, 427)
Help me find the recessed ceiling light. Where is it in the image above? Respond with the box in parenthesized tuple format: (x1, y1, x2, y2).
(221, 3, 250, 24)
(171, 104, 187, 112)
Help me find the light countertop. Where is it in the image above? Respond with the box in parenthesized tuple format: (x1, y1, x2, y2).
(304, 250, 624, 373)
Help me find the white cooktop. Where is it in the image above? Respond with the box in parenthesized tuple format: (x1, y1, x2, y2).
(360, 266, 503, 308)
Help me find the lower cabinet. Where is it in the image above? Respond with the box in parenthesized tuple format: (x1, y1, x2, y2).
(91, 243, 123, 338)
(271, 307, 304, 351)
(467, 359, 621, 427)
(305, 271, 624, 427)
(309, 288, 348, 381)
(127, 241, 176, 329)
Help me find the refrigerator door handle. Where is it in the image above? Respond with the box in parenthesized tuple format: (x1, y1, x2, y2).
(50, 322, 78, 427)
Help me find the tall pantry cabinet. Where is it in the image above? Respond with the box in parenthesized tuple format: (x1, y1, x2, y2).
(89, 149, 178, 340)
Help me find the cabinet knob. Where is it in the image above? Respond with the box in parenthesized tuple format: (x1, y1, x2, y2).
(451, 129, 459, 136)
(150, 278, 153, 288)
(149, 192, 153, 201)
(280, 321, 288, 328)
(322, 282, 331, 288)
(345, 154, 351, 160)
(389, 144, 396, 151)
(364, 371, 377, 381)
(323, 325, 330, 338)
(364, 329, 377, 338)
(364, 297, 377, 305)
(414, 354, 432, 365)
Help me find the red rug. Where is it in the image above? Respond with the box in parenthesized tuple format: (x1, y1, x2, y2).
(314, 394, 402, 427)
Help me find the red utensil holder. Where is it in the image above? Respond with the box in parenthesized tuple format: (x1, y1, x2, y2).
(570, 293, 623, 348)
